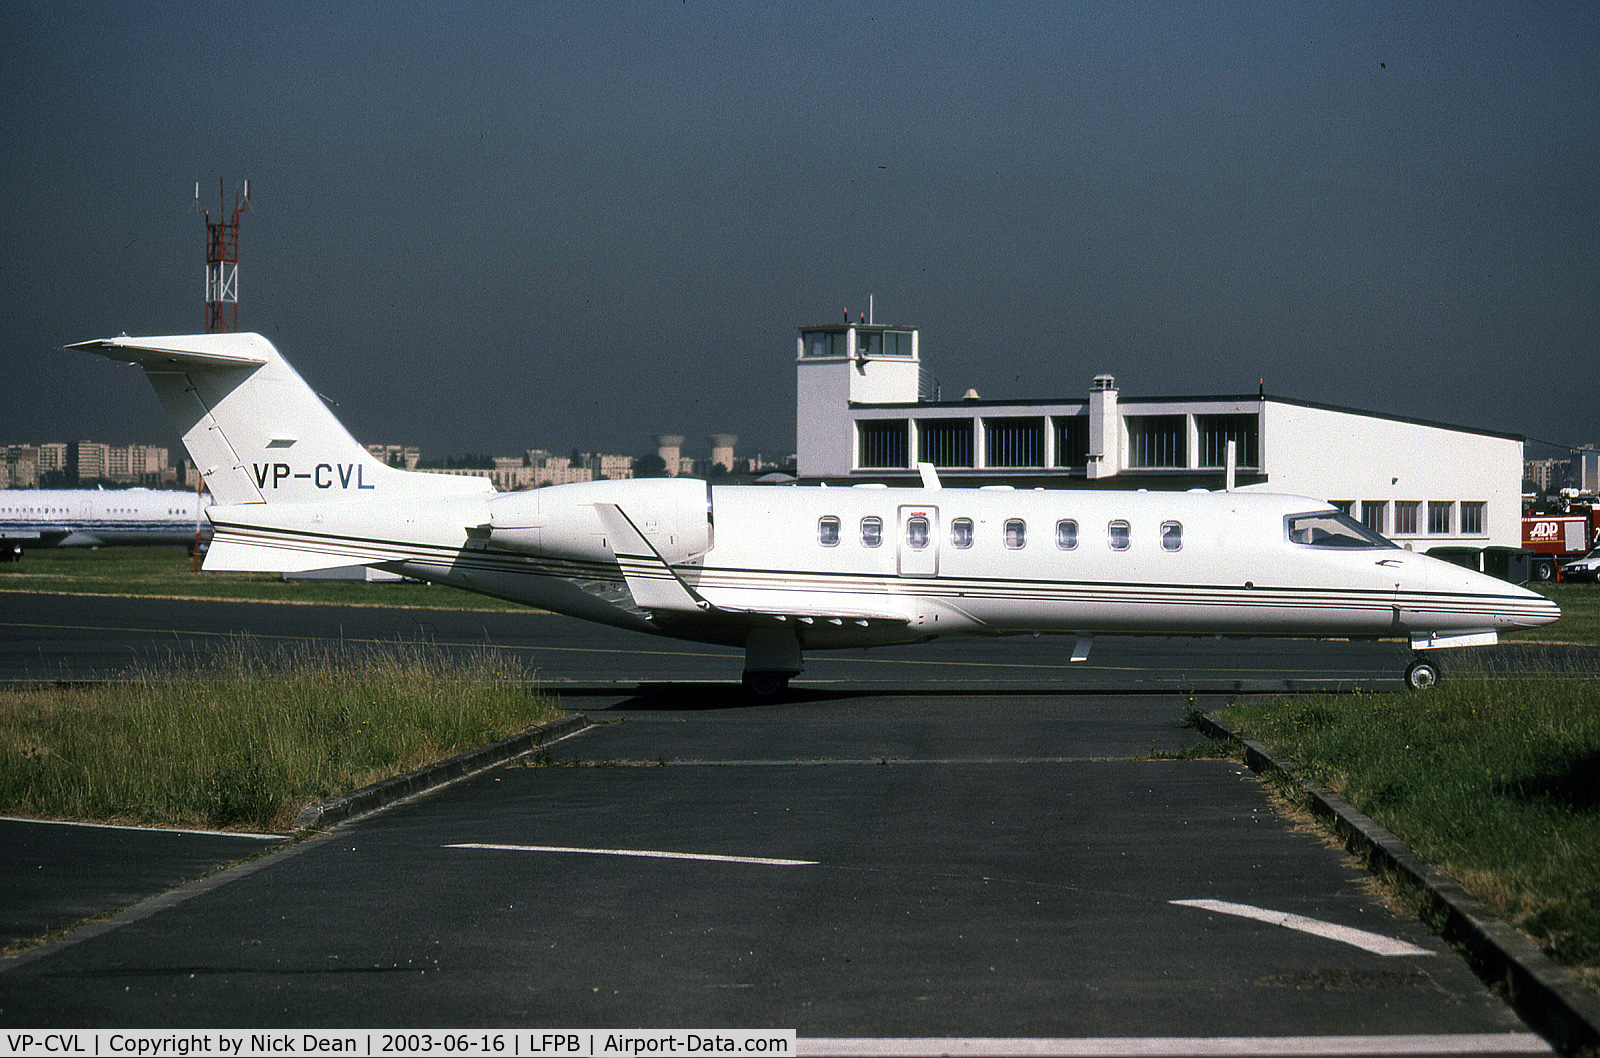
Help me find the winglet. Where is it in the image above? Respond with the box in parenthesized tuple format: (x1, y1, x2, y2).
(594, 503, 711, 615)
(917, 462, 942, 490)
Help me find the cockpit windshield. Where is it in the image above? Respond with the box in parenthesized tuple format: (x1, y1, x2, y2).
(1286, 510, 1399, 550)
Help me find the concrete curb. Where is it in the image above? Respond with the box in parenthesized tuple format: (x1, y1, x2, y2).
(289, 713, 592, 832)
(1196, 711, 1600, 1058)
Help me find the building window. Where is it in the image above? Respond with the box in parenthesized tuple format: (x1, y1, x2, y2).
(906, 515, 931, 549)
(1197, 414, 1259, 469)
(951, 517, 974, 549)
(1461, 502, 1486, 535)
(1332, 501, 1354, 516)
(1127, 415, 1186, 469)
(1053, 416, 1089, 469)
(1056, 519, 1078, 550)
(802, 331, 850, 358)
(1004, 518, 1026, 549)
(1108, 520, 1131, 551)
(818, 516, 840, 546)
(858, 420, 909, 469)
(883, 330, 914, 356)
(1361, 501, 1387, 534)
(861, 516, 883, 547)
(918, 419, 974, 468)
(1394, 501, 1420, 535)
(985, 418, 1045, 468)
(1428, 501, 1453, 535)
(1161, 521, 1183, 551)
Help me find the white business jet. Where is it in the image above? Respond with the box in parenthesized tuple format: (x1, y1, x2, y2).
(68, 332, 1557, 693)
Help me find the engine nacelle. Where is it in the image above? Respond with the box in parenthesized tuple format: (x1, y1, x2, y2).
(484, 477, 713, 565)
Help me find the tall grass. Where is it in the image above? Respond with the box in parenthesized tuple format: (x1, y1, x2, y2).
(0, 639, 561, 833)
(1219, 674, 1600, 971)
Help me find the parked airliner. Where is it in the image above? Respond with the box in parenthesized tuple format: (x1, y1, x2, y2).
(0, 487, 206, 559)
(67, 332, 1558, 692)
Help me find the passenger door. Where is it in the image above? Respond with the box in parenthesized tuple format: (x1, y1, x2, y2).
(897, 505, 939, 578)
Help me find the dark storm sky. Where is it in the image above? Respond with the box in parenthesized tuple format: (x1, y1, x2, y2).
(3, 1, 1596, 463)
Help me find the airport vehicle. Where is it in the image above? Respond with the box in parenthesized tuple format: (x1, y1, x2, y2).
(0, 487, 206, 559)
(1560, 546, 1600, 583)
(1523, 508, 1600, 582)
(68, 332, 1559, 692)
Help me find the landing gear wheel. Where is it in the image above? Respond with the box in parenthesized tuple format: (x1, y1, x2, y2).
(741, 672, 792, 698)
(1404, 657, 1440, 690)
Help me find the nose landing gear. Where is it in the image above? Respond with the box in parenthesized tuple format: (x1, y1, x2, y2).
(1404, 656, 1440, 690)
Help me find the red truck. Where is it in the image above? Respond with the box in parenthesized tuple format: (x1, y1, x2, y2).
(1522, 505, 1600, 581)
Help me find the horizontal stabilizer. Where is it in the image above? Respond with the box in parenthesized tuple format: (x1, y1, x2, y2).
(65, 333, 271, 369)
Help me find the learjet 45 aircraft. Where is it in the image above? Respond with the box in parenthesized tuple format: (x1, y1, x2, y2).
(69, 332, 1558, 693)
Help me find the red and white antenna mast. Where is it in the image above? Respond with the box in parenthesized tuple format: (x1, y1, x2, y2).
(195, 178, 250, 333)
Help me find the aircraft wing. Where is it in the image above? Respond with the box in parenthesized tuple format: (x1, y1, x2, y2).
(593, 503, 910, 627)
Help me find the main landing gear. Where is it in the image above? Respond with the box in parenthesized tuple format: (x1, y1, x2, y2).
(741, 626, 802, 700)
(1404, 655, 1440, 691)
(741, 671, 792, 697)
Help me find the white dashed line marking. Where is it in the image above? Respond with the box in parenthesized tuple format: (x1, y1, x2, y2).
(445, 842, 818, 866)
(1171, 899, 1434, 956)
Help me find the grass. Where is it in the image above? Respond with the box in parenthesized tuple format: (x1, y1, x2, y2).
(1508, 583, 1600, 645)
(0, 639, 562, 833)
(0, 546, 531, 610)
(1216, 674, 1600, 979)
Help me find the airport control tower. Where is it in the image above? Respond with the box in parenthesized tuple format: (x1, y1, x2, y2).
(795, 312, 922, 479)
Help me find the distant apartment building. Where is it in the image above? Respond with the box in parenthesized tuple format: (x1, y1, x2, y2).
(2, 446, 39, 489)
(365, 443, 422, 470)
(3, 441, 170, 487)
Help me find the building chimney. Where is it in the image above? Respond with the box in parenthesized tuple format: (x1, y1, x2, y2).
(1087, 375, 1119, 480)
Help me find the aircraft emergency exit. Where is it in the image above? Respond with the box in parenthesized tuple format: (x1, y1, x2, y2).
(67, 332, 1558, 692)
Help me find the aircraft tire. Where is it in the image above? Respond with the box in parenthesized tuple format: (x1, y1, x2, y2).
(1404, 657, 1440, 691)
(741, 672, 791, 698)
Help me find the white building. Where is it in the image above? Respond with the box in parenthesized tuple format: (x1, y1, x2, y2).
(796, 321, 1524, 549)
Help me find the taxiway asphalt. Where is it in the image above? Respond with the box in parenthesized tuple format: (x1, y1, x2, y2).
(0, 593, 1558, 1048)
(0, 591, 1423, 692)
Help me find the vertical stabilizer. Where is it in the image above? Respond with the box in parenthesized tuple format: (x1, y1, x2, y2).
(66, 333, 491, 505)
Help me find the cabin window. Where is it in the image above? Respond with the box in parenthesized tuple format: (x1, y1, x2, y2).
(861, 516, 883, 547)
(906, 515, 931, 550)
(818, 516, 840, 546)
(1108, 520, 1131, 551)
(951, 518, 974, 549)
(1286, 511, 1397, 549)
(1004, 518, 1026, 549)
(1461, 502, 1486, 535)
(1161, 521, 1183, 551)
(1055, 519, 1078, 550)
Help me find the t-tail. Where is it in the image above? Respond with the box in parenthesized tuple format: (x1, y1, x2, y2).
(66, 333, 490, 507)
